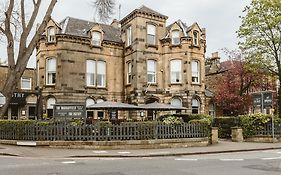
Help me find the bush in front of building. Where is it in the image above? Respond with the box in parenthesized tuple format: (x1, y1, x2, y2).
(213, 116, 240, 138)
(239, 113, 281, 137)
(162, 116, 183, 125)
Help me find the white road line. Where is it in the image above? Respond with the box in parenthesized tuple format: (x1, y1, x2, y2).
(261, 157, 281, 160)
(149, 152, 170, 155)
(118, 152, 131, 154)
(62, 161, 76, 164)
(220, 159, 244, 161)
(93, 151, 108, 154)
(277, 152, 281, 154)
(175, 158, 198, 161)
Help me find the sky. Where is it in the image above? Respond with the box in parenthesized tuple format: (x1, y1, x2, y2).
(0, 0, 251, 67)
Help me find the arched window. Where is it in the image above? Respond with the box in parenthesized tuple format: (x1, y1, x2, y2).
(193, 31, 199, 46)
(147, 60, 156, 83)
(192, 98, 200, 114)
(47, 27, 55, 42)
(209, 103, 215, 117)
(172, 30, 180, 45)
(170, 59, 182, 83)
(171, 97, 182, 107)
(86, 98, 95, 108)
(47, 97, 56, 118)
(46, 58, 56, 85)
(96, 99, 104, 119)
(91, 31, 102, 46)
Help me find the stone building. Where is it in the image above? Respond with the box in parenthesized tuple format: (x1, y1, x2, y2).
(0, 65, 37, 119)
(36, 6, 211, 119)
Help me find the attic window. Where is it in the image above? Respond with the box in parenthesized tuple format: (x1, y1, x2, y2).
(193, 31, 199, 46)
(171, 30, 180, 45)
(47, 27, 56, 43)
(91, 31, 102, 46)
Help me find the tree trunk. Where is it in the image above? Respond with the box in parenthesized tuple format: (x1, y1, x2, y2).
(278, 75, 281, 118)
(0, 70, 18, 118)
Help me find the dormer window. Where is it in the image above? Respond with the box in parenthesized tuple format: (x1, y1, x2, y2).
(147, 24, 156, 45)
(171, 30, 180, 45)
(47, 27, 56, 43)
(193, 31, 199, 46)
(91, 31, 102, 46)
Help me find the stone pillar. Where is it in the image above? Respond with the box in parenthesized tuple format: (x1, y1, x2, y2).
(231, 127, 244, 142)
(211, 127, 218, 144)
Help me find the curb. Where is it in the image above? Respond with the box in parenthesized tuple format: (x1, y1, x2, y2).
(67, 147, 281, 158)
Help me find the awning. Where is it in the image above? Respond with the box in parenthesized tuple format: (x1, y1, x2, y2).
(139, 102, 187, 111)
(87, 101, 141, 110)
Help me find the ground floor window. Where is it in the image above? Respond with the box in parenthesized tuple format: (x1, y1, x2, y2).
(192, 98, 200, 114)
(28, 106, 36, 119)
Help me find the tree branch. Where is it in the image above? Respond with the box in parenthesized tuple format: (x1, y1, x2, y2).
(5, 0, 15, 68)
(20, 0, 26, 29)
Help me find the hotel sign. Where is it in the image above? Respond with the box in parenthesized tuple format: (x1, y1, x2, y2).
(53, 104, 85, 118)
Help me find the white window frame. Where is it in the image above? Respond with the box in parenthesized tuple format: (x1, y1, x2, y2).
(147, 24, 156, 45)
(86, 60, 96, 87)
(126, 26, 132, 46)
(97, 61, 106, 87)
(127, 62, 132, 84)
(147, 59, 156, 83)
(192, 98, 200, 114)
(193, 31, 199, 46)
(46, 58, 56, 85)
(172, 30, 180, 45)
(91, 31, 102, 46)
(170, 59, 182, 83)
(21, 77, 32, 90)
(192, 60, 200, 84)
(47, 27, 56, 43)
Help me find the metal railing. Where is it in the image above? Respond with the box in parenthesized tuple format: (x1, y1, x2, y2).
(0, 122, 209, 141)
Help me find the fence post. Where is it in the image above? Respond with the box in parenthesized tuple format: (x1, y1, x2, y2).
(211, 127, 218, 144)
(231, 127, 243, 142)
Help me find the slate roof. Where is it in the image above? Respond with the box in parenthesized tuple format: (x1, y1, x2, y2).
(59, 17, 122, 43)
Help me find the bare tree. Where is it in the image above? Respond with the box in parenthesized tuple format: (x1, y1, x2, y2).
(92, 0, 115, 23)
(0, 0, 58, 118)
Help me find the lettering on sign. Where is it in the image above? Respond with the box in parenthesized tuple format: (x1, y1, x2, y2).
(53, 104, 85, 118)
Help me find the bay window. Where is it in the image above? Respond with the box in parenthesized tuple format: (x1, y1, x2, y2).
(147, 24, 156, 45)
(192, 60, 200, 83)
(46, 58, 56, 85)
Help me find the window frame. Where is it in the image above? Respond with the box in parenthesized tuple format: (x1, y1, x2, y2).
(147, 24, 156, 45)
(147, 59, 157, 84)
(191, 60, 200, 84)
(47, 26, 56, 43)
(21, 77, 32, 90)
(193, 30, 199, 46)
(46, 58, 56, 85)
(170, 59, 182, 84)
(126, 26, 132, 47)
(86, 59, 106, 88)
(192, 98, 200, 114)
(127, 62, 132, 84)
(91, 31, 102, 46)
(171, 30, 180, 45)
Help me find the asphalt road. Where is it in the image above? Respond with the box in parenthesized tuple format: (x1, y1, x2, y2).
(0, 150, 281, 175)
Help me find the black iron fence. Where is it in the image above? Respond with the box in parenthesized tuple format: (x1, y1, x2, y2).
(0, 122, 209, 141)
(255, 122, 281, 136)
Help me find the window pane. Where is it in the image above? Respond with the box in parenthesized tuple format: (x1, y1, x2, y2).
(192, 60, 200, 83)
(127, 62, 132, 84)
(192, 99, 199, 107)
(47, 58, 56, 72)
(47, 98, 56, 109)
(92, 32, 101, 45)
(171, 98, 182, 107)
(127, 27, 132, 46)
(86, 98, 95, 107)
(21, 78, 31, 89)
(147, 60, 156, 83)
(147, 35, 155, 45)
(147, 24, 156, 35)
(172, 31, 180, 45)
(86, 60, 96, 86)
(97, 61, 106, 87)
(170, 60, 182, 83)
(47, 27, 55, 42)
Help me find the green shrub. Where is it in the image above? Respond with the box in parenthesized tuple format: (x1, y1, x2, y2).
(213, 117, 240, 138)
(239, 113, 281, 137)
(162, 116, 183, 125)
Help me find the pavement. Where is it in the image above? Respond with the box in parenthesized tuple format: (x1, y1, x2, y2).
(0, 140, 281, 158)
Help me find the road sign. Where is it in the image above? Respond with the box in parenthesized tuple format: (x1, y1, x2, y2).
(0, 92, 6, 107)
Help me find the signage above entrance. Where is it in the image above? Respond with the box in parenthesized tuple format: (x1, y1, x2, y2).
(53, 104, 85, 118)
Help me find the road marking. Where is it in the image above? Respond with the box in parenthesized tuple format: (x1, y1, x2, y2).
(175, 158, 198, 161)
(277, 152, 281, 154)
(149, 152, 170, 155)
(62, 161, 76, 164)
(220, 159, 244, 161)
(261, 157, 281, 160)
(93, 151, 108, 154)
(118, 152, 131, 154)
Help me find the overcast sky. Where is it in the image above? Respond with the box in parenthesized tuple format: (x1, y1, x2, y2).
(0, 0, 251, 67)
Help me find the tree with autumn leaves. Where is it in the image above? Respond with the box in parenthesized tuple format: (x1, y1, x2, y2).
(209, 50, 275, 116)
